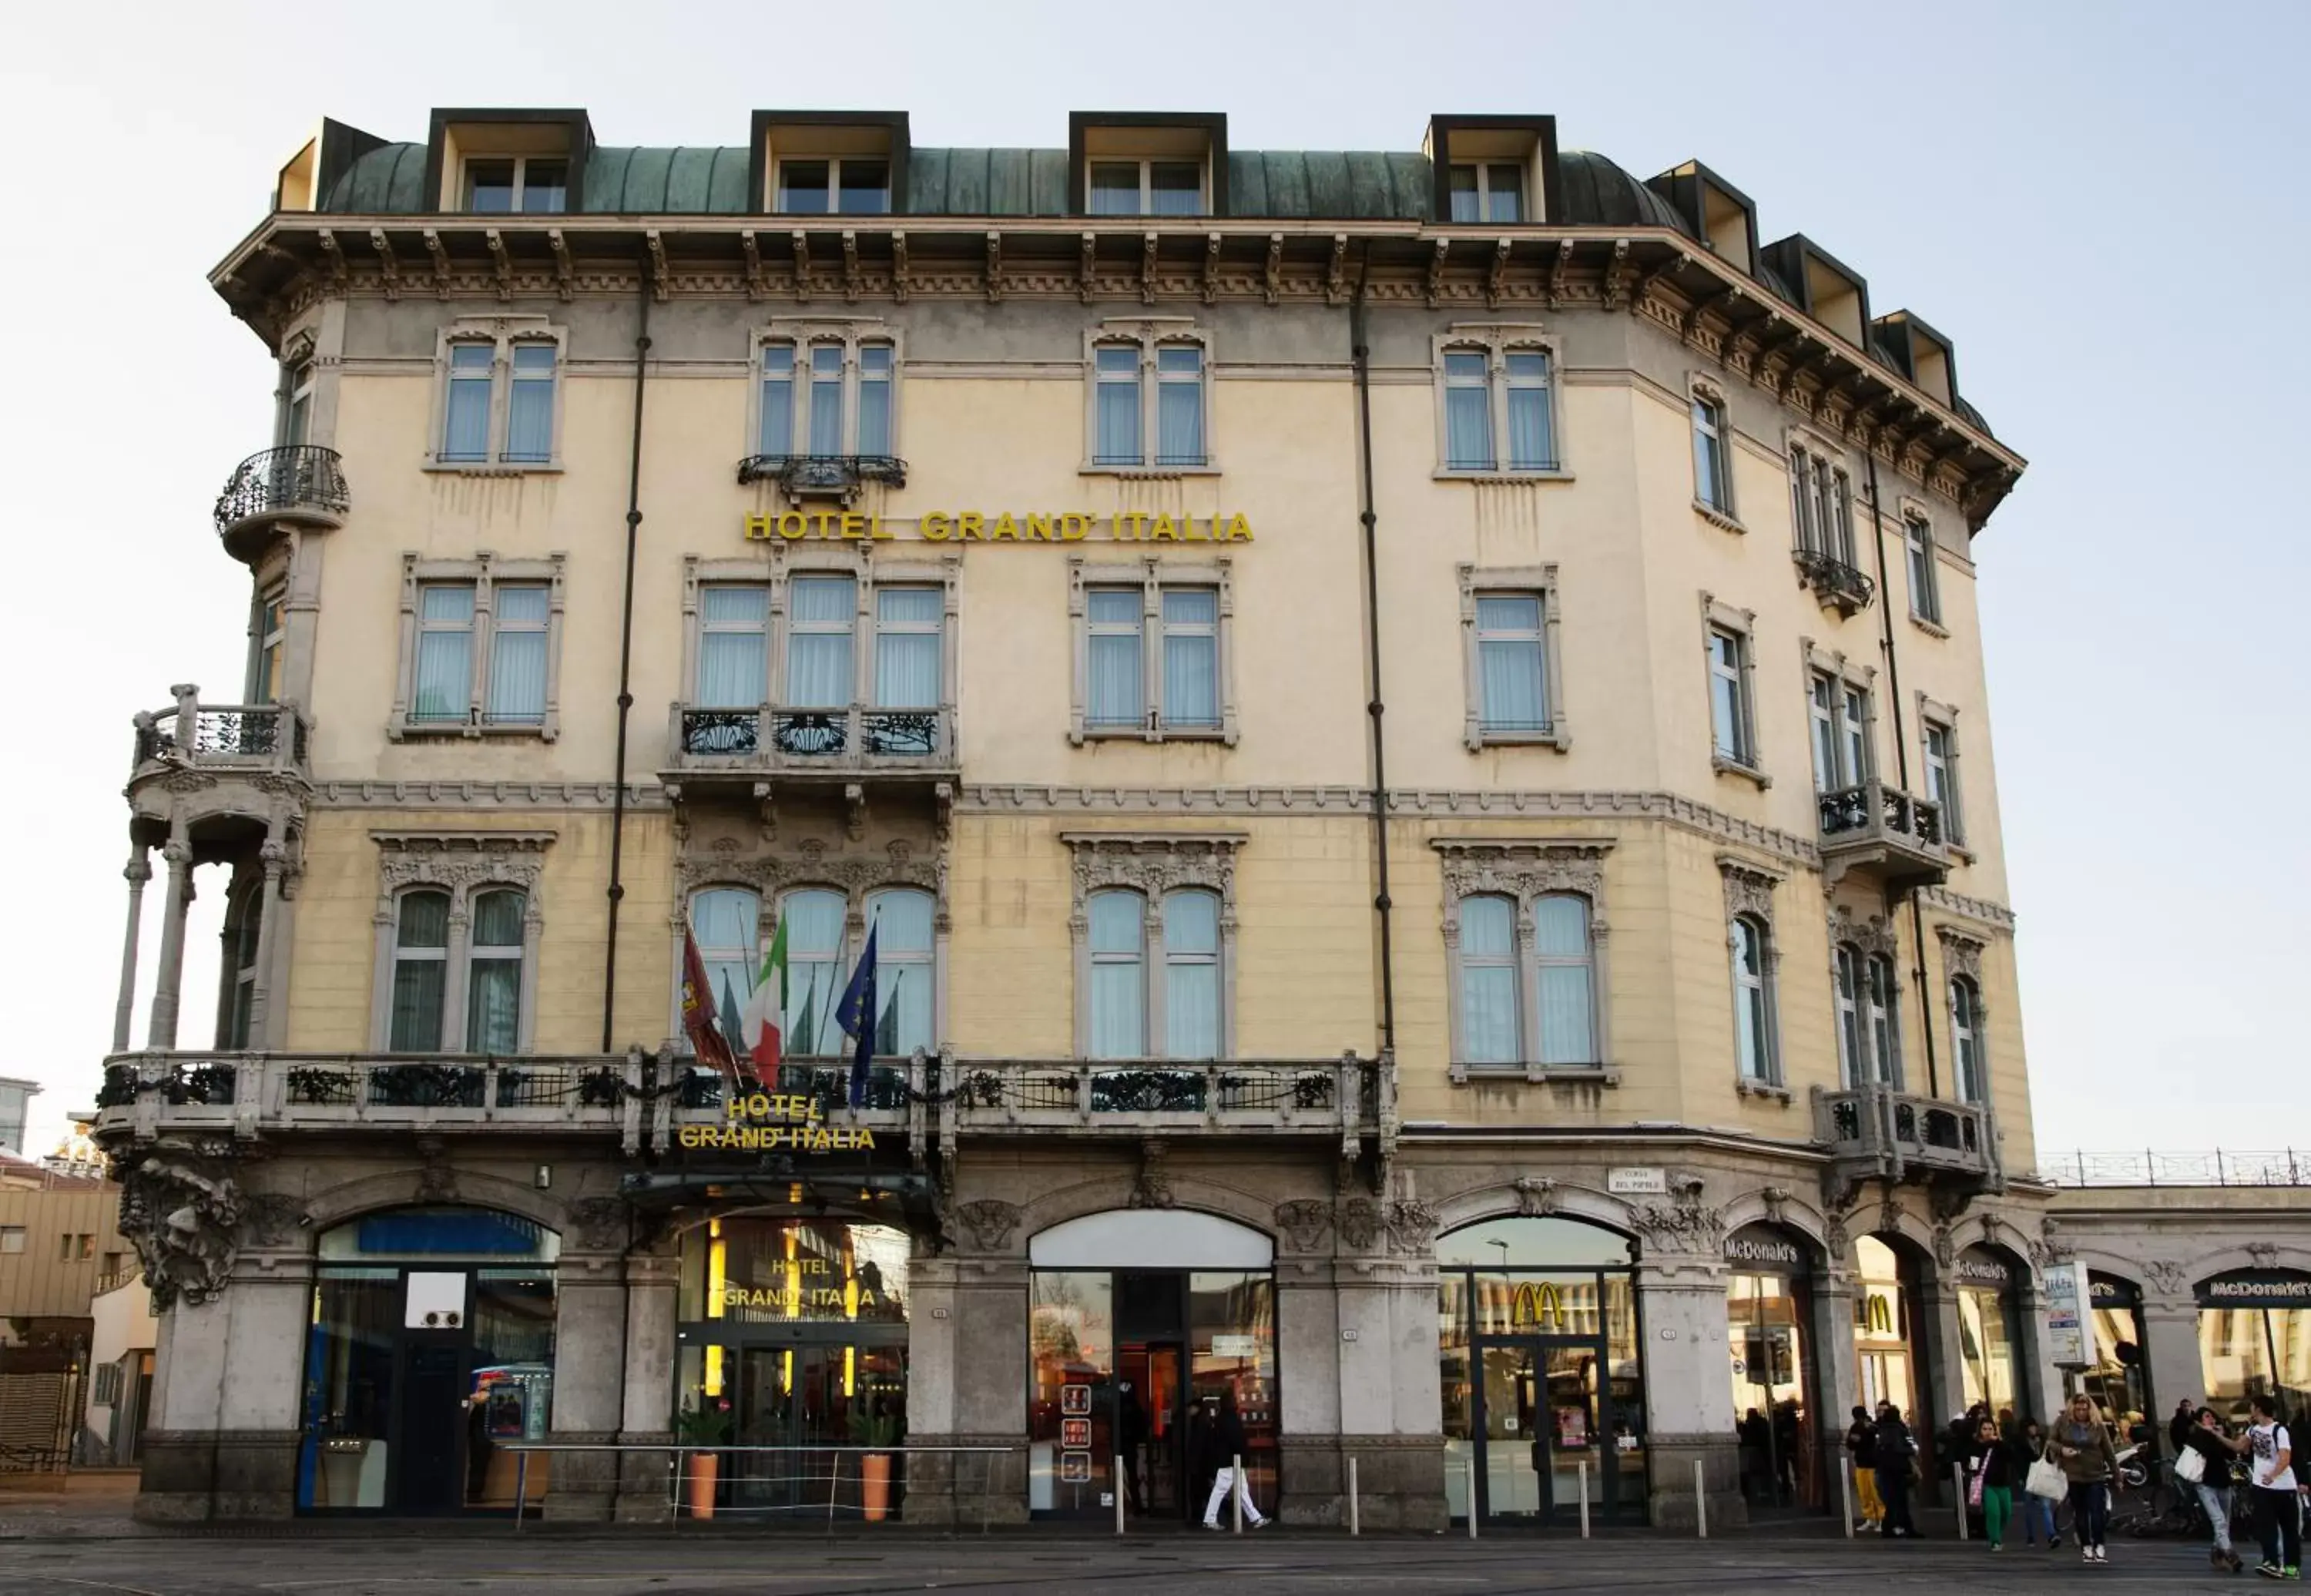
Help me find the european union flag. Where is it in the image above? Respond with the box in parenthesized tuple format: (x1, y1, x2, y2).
(835, 924, 879, 1110)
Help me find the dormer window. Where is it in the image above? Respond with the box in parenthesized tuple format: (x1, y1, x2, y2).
(1072, 114, 1225, 219)
(1090, 159, 1202, 217)
(463, 156, 568, 214)
(754, 113, 909, 215)
(1447, 163, 1524, 223)
(777, 156, 891, 215)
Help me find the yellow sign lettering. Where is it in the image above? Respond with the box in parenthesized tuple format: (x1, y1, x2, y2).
(738, 512, 1254, 546)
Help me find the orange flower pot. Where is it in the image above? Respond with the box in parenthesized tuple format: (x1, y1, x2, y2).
(860, 1452, 892, 1522)
(686, 1452, 719, 1520)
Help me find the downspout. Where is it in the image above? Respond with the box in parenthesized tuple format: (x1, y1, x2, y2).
(1350, 250, 1397, 1059)
(602, 260, 652, 1051)
(1863, 451, 1939, 1098)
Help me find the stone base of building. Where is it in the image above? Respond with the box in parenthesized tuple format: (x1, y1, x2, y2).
(1645, 1433, 1746, 1532)
(891, 1435, 1033, 1527)
(607, 1431, 676, 1524)
(1278, 1435, 1447, 1531)
(133, 1429, 302, 1523)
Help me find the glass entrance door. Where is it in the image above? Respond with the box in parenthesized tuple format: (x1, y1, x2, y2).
(1474, 1336, 1615, 1525)
(679, 1334, 908, 1521)
(1115, 1342, 1185, 1518)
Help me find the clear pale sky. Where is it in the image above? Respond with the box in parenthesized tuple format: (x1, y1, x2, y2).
(3, 1, 2301, 1164)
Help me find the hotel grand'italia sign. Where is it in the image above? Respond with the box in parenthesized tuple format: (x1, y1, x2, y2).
(743, 510, 1256, 545)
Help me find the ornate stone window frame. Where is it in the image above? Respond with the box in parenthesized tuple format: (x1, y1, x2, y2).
(1828, 906, 1904, 1089)
(1719, 853, 1787, 1095)
(746, 317, 904, 463)
(1689, 371, 1743, 531)
(1914, 690, 1968, 852)
(1897, 493, 1948, 635)
(1433, 838, 1615, 1084)
(423, 315, 569, 474)
(1062, 832, 1243, 1059)
(1700, 592, 1768, 788)
(1799, 637, 1878, 792)
(1081, 317, 1218, 475)
(1067, 555, 1239, 746)
(1784, 424, 1856, 562)
(1457, 563, 1569, 752)
(367, 830, 552, 1053)
(1937, 926, 1991, 1105)
(678, 546, 961, 713)
(389, 552, 568, 742)
(1429, 323, 1572, 481)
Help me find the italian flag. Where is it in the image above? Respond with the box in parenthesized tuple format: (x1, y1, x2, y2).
(738, 917, 789, 1080)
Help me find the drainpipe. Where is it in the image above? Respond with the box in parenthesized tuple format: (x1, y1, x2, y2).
(1350, 250, 1397, 1059)
(1863, 451, 1939, 1098)
(602, 260, 652, 1051)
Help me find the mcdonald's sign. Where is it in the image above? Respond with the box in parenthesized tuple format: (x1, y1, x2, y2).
(1856, 1282, 1903, 1339)
(1862, 1294, 1893, 1333)
(1511, 1280, 1570, 1330)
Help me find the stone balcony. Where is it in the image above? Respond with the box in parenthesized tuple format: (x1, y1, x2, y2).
(1815, 778, 1948, 890)
(1813, 1082, 2001, 1205)
(213, 444, 348, 561)
(1792, 548, 1875, 616)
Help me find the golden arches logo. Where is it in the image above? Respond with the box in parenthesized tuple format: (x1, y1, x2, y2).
(1862, 1293, 1895, 1334)
(1511, 1280, 1568, 1330)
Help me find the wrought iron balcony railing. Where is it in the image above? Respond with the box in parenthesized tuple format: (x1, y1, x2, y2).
(668, 702, 955, 775)
(131, 693, 309, 777)
(2038, 1150, 2311, 1189)
(1816, 779, 1947, 888)
(213, 446, 350, 548)
(1814, 1083, 1997, 1185)
(1793, 548, 1875, 615)
(938, 1054, 1385, 1142)
(736, 454, 907, 501)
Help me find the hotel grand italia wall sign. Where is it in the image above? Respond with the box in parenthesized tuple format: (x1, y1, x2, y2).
(744, 510, 1256, 545)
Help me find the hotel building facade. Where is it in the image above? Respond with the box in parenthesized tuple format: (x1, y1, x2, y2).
(96, 106, 2072, 1529)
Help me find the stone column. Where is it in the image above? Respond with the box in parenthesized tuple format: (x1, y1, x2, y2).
(146, 824, 196, 1050)
(113, 846, 151, 1051)
(136, 1251, 314, 1524)
(542, 1244, 628, 1522)
(1812, 1262, 1863, 1504)
(949, 1258, 1029, 1526)
(1274, 1254, 1342, 1527)
(612, 1249, 680, 1523)
(897, 1252, 964, 1524)
(1638, 1252, 1745, 1531)
(242, 835, 290, 1048)
(1330, 1256, 1444, 1531)
(2141, 1292, 2205, 1421)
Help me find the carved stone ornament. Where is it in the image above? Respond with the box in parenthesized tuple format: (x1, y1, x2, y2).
(1717, 855, 1782, 923)
(1632, 1191, 1726, 1256)
(241, 1191, 307, 1249)
(1937, 927, 1987, 983)
(1433, 840, 1610, 907)
(2144, 1259, 2191, 1298)
(568, 1196, 629, 1252)
(1274, 1199, 1333, 1252)
(1129, 1139, 1176, 1211)
(1829, 906, 1900, 961)
(1930, 1220, 1956, 1269)
(1759, 1185, 1791, 1227)
(2249, 1242, 2279, 1269)
(374, 830, 554, 898)
(1823, 1205, 1852, 1260)
(1387, 1198, 1439, 1257)
(951, 1199, 1021, 1252)
(1337, 1196, 1382, 1252)
(674, 837, 947, 925)
(1514, 1176, 1558, 1218)
(1063, 833, 1245, 926)
(113, 1137, 245, 1312)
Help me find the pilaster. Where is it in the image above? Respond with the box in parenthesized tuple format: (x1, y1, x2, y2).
(612, 1248, 679, 1523)
(1638, 1251, 1745, 1531)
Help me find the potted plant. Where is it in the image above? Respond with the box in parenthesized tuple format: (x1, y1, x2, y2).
(850, 1405, 901, 1523)
(673, 1400, 731, 1520)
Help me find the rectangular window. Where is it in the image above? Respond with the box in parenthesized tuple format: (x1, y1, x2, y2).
(461, 156, 565, 215)
(283, 360, 314, 448)
(463, 158, 516, 213)
(1086, 589, 1145, 728)
(1088, 161, 1142, 216)
(759, 344, 796, 457)
(874, 587, 942, 709)
(1155, 347, 1205, 466)
(0, 1226, 22, 1254)
(1447, 163, 1524, 223)
(1827, 468, 1854, 563)
(1533, 896, 1595, 1066)
(1709, 627, 1753, 766)
(1087, 890, 1147, 1058)
(780, 156, 891, 215)
(1906, 515, 1942, 623)
(697, 586, 770, 709)
(503, 344, 556, 463)
(412, 585, 475, 724)
(389, 890, 450, 1051)
(1840, 686, 1871, 783)
(520, 159, 569, 215)
(485, 585, 549, 725)
(1809, 673, 1840, 793)
(1089, 159, 1202, 216)
(1444, 352, 1493, 469)
(1094, 346, 1142, 465)
(807, 345, 844, 456)
(785, 575, 855, 708)
(1162, 890, 1221, 1060)
(1149, 161, 1202, 216)
(1692, 397, 1729, 511)
(252, 591, 286, 705)
(857, 344, 894, 456)
(1476, 595, 1548, 732)
(778, 159, 831, 213)
(1458, 896, 1520, 1065)
(442, 344, 494, 462)
(1504, 354, 1554, 470)
(1924, 720, 1963, 842)
(1159, 588, 1219, 729)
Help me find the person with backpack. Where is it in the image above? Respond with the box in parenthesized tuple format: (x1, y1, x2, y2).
(2051, 1390, 2120, 1564)
(1874, 1401, 1919, 1539)
(2179, 1404, 2247, 1573)
(2245, 1392, 2299, 1578)
(1968, 1415, 2018, 1551)
(1846, 1404, 1883, 1532)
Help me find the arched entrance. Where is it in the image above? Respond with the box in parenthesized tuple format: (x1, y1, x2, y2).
(1954, 1243, 2031, 1420)
(1723, 1223, 1823, 1517)
(296, 1205, 558, 1515)
(2086, 1271, 2148, 1422)
(2196, 1267, 2311, 1423)
(1025, 1209, 1276, 1523)
(1435, 1214, 1645, 1528)
(1853, 1234, 1927, 1426)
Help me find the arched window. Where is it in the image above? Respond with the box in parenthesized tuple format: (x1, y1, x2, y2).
(1533, 894, 1594, 1065)
(778, 888, 847, 1056)
(689, 887, 760, 1044)
(1864, 953, 1901, 1087)
(1731, 914, 1776, 1083)
(465, 889, 526, 1053)
(1833, 944, 1864, 1085)
(220, 873, 263, 1049)
(390, 889, 451, 1051)
(1163, 888, 1221, 1060)
(1086, 888, 1146, 1058)
(1950, 975, 1985, 1103)
(866, 887, 934, 1056)
(1459, 894, 1519, 1065)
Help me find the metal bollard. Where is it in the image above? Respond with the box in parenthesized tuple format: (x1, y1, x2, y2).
(1839, 1456, 1853, 1539)
(1115, 1455, 1126, 1535)
(1953, 1462, 1968, 1541)
(828, 1451, 842, 1529)
(1232, 1454, 1243, 1534)
(514, 1452, 529, 1534)
(1695, 1458, 1708, 1538)
(1578, 1460, 1590, 1540)
(1349, 1456, 1360, 1537)
(1468, 1460, 1479, 1538)
(675, 1446, 686, 1527)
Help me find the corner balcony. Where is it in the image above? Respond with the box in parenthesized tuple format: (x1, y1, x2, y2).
(213, 445, 348, 561)
(1793, 548, 1875, 617)
(662, 702, 958, 805)
(736, 453, 907, 507)
(126, 688, 311, 840)
(1813, 1083, 2001, 1205)
(1816, 778, 1947, 890)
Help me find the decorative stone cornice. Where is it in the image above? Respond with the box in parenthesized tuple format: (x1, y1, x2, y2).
(1059, 831, 1246, 927)
(1937, 926, 1987, 982)
(372, 830, 555, 897)
(1717, 853, 1785, 921)
(1829, 905, 1900, 960)
(1430, 838, 1612, 904)
(1920, 884, 2018, 931)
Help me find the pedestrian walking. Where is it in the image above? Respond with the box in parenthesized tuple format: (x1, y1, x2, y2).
(1196, 1393, 1268, 1531)
(1968, 1416, 2016, 1551)
(2051, 1390, 2119, 1564)
(2244, 1392, 2299, 1579)
(2016, 1418, 2061, 1549)
(2179, 1403, 2247, 1573)
(2174, 1396, 2205, 1457)
(1846, 1404, 1883, 1532)
(1874, 1402, 1919, 1540)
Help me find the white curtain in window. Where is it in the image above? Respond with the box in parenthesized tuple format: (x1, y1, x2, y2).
(1086, 591, 1143, 726)
(487, 586, 549, 723)
(689, 888, 760, 1047)
(505, 345, 555, 461)
(1476, 597, 1545, 729)
(1095, 348, 1140, 463)
(444, 346, 491, 461)
(1504, 354, 1551, 469)
(1160, 589, 1218, 727)
(786, 577, 855, 708)
(780, 889, 847, 1056)
(1444, 353, 1491, 468)
(1163, 889, 1220, 1059)
(698, 588, 768, 708)
(1459, 895, 1518, 1065)
(1867, 955, 1900, 1085)
(857, 346, 894, 456)
(414, 587, 474, 722)
(808, 347, 844, 454)
(760, 347, 794, 455)
(465, 889, 525, 1054)
(867, 888, 934, 1056)
(1733, 918, 1770, 1080)
(390, 890, 451, 1051)
(1156, 347, 1202, 464)
(1951, 978, 1983, 1102)
(874, 588, 941, 709)
(1087, 890, 1146, 1059)
(1533, 894, 1592, 1065)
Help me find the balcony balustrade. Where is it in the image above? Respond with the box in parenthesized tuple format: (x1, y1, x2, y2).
(736, 453, 907, 505)
(1814, 1082, 2000, 1195)
(131, 693, 309, 779)
(1793, 548, 1875, 616)
(666, 702, 956, 781)
(1816, 778, 1947, 889)
(213, 445, 349, 558)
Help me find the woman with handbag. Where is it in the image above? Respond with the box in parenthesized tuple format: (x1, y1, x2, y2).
(1968, 1416, 2017, 1551)
(2024, 1416, 2073, 1551)
(1874, 1402, 1918, 1539)
(2051, 1391, 2121, 1564)
(2178, 1405, 2247, 1573)
(2015, 1418, 2062, 1549)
